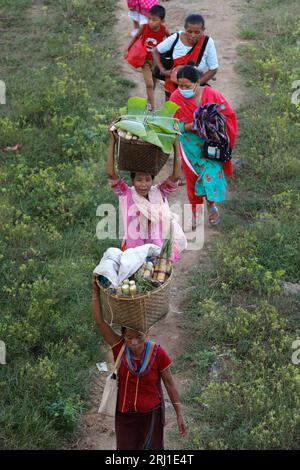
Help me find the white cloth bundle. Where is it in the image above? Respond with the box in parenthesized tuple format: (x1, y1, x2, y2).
(93, 244, 161, 288)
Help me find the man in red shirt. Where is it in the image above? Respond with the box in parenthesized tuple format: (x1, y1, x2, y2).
(124, 5, 169, 110)
(92, 277, 187, 450)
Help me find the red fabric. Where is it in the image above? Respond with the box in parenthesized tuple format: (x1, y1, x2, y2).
(127, 0, 138, 9)
(112, 338, 172, 413)
(141, 24, 166, 60)
(164, 35, 208, 95)
(115, 405, 164, 450)
(171, 86, 238, 177)
(126, 36, 147, 68)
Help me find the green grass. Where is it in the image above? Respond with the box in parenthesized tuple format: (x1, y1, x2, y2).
(0, 0, 131, 449)
(180, 0, 300, 450)
(239, 28, 257, 40)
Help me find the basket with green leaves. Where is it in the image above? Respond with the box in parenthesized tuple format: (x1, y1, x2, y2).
(110, 97, 180, 176)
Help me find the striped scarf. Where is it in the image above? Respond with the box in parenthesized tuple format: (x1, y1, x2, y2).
(123, 340, 158, 377)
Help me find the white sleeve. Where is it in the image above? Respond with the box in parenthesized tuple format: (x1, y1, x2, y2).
(156, 33, 178, 53)
(197, 37, 219, 72)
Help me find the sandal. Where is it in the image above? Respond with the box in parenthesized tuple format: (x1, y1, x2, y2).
(208, 205, 220, 226)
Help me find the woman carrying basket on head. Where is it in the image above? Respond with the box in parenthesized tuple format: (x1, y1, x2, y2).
(106, 131, 187, 262)
(92, 277, 187, 450)
(152, 13, 219, 100)
(170, 64, 237, 230)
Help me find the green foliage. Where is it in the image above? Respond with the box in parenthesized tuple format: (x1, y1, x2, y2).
(0, 0, 129, 449)
(239, 27, 257, 40)
(182, 295, 300, 449)
(116, 97, 180, 153)
(213, 230, 285, 296)
(47, 396, 84, 432)
(181, 0, 300, 450)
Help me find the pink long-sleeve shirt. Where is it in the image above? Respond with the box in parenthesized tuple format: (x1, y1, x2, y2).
(109, 176, 178, 255)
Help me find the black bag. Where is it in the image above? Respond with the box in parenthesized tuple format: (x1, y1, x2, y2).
(203, 140, 232, 163)
(194, 102, 232, 163)
(153, 34, 209, 82)
(152, 33, 179, 81)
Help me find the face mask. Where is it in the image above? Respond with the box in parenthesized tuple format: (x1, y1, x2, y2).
(179, 85, 197, 99)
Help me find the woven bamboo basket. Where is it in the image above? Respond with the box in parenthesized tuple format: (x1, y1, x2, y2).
(97, 269, 173, 333)
(114, 131, 169, 176)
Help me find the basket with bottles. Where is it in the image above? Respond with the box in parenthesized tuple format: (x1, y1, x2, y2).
(96, 239, 173, 332)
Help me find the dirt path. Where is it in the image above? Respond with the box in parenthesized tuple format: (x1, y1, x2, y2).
(69, 0, 245, 450)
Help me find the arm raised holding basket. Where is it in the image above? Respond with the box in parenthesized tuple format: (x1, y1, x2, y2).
(92, 276, 121, 347)
(92, 275, 187, 449)
(105, 131, 187, 261)
(106, 131, 119, 181)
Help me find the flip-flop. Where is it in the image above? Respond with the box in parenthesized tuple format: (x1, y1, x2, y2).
(208, 205, 220, 226)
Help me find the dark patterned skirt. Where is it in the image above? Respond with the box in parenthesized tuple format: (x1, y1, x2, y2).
(115, 404, 164, 450)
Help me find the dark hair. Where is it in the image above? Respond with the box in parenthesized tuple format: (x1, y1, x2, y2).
(130, 172, 155, 181)
(121, 326, 126, 335)
(121, 326, 148, 336)
(184, 13, 205, 29)
(149, 5, 166, 20)
(177, 64, 201, 83)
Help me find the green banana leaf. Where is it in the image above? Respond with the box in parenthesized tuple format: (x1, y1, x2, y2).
(114, 97, 181, 154)
(120, 114, 148, 125)
(115, 120, 147, 138)
(127, 97, 147, 115)
(147, 117, 180, 134)
(154, 100, 180, 117)
(144, 129, 176, 154)
(142, 129, 164, 150)
(120, 114, 180, 135)
(156, 133, 176, 154)
(147, 122, 174, 135)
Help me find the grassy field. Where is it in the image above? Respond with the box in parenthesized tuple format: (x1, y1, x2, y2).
(180, 0, 300, 450)
(0, 0, 131, 449)
(1, 0, 299, 451)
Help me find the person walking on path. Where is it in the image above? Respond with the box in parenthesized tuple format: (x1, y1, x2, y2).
(106, 132, 187, 261)
(170, 65, 237, 230)
(152, 13, 219, 100)
(92, 277, 187, 450)
(125, 5, 169, 110)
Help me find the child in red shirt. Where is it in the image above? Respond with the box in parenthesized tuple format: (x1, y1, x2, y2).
(125, 5, 169, 110)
